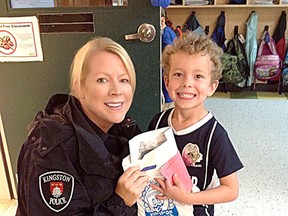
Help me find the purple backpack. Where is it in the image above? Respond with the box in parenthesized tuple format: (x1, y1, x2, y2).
(254, 30, 281, 80)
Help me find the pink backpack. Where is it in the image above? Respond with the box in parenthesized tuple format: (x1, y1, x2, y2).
(254, 30, 281, 81)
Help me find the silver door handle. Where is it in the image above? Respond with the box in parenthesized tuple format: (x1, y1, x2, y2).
(125, 23, 156, 43)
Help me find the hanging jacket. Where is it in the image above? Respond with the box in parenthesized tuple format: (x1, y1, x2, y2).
(271, 11, 287, 82)
(245, 11, 258, 86)
(162, 26, 177, 50)
(273, 11, 287, 61)
(182, 11, 204, 34)
(162, 26, 177, 103)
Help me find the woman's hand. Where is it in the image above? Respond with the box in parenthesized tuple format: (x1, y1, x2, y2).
(115, 166, 148, 206)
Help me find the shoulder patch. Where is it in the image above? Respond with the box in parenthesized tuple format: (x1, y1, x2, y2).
(39, 171, 74, 212)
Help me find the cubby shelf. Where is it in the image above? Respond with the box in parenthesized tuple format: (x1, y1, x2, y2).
(169, 5, 288, 8)
(166, 1, 288, 39)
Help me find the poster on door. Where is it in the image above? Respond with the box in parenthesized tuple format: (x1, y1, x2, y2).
(10, 0, 54, 8)
(0, 16, 43, 62)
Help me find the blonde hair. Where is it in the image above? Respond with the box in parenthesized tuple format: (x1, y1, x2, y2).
(162, 32, 223, 81)
(70, 37, 136, 98)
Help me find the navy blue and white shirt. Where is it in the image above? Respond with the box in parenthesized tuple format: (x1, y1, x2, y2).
(148, 108, 243, 216)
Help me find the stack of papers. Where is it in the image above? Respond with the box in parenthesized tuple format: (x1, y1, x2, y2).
(122, 127, 192, 191)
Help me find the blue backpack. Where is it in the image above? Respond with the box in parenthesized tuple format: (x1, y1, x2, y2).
(279, 47, 288, 94)
(211, 11, 226, 51)
(282, 49, 288, 84)
(229, 0, 246, 4)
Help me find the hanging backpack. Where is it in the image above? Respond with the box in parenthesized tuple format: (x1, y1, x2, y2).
(281, 48, 288, 84)
(229, 0, 246, 4)
(254, 29, 281, 82)
(211, 11, 226, 51)
(279, 47, 288, 94)
(221, 26, 249, 86)
(174, 26, 183, 37)
(221, 53, 245, 85)
(182, 11, 204, 35)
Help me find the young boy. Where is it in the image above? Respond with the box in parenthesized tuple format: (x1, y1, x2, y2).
(149, 32, 243, 215)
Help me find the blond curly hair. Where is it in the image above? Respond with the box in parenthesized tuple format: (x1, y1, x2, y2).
(162, 31, 223, 82)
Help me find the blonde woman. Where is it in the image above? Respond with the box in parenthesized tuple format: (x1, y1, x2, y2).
(16, 37, 148, 216)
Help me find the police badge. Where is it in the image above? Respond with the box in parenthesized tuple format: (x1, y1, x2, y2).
(39, 171, 74, 212)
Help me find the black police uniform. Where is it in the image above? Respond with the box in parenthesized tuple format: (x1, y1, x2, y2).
(16, 94, 141, 216)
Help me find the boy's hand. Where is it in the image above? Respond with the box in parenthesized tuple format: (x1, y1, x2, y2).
(150, 178, 168, 200)
(151, 174, 189, 203)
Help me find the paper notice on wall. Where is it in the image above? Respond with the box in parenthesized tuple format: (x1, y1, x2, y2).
(0, 16, 43, 62)
(10, 0, 54, 8)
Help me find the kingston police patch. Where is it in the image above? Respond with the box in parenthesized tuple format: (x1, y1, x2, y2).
(39, 171, 74, 212)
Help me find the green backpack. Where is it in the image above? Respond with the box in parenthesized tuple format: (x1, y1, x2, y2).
(221, 53, 245, 84)
(221, 27, 249, 85)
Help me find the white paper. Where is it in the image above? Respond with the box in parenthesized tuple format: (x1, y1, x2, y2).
(122, 127, 178, 175)
(0, 16, 43, 62)
(10, 0, 54, 8)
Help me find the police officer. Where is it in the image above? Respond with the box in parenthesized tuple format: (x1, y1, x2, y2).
(16, 37, 148, 215)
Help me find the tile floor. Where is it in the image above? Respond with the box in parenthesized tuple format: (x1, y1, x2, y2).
(205, 98, 288, 215)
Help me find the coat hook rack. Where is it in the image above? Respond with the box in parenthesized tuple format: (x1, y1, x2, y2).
(234, 25, 239, 36)
(205, 25, 209, 35)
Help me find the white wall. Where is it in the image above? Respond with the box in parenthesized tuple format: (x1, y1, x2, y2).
(0, 113, 17, 200)
(0, 147, 11, 199)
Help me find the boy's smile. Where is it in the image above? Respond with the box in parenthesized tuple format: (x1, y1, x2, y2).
(177, 93, 197, 100)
